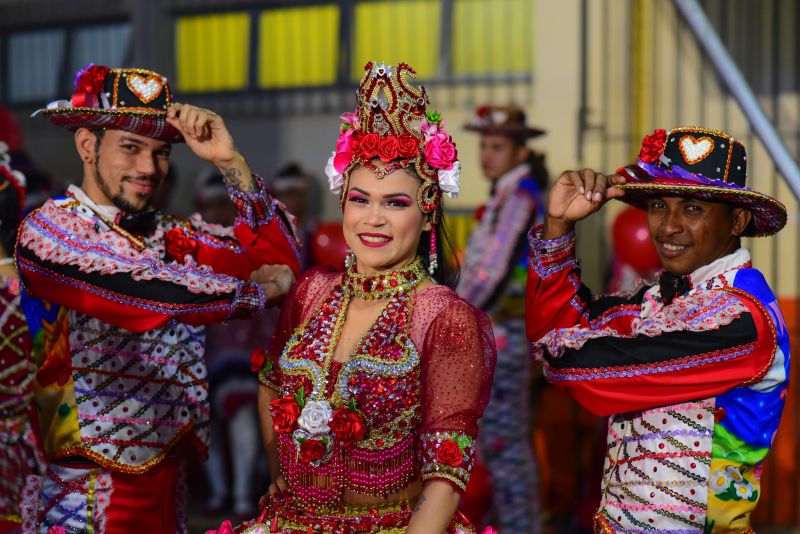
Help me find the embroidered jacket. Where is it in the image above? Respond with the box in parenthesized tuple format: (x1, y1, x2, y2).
(259, 268, 496, 507)
(526, 227, 788, 533)
(17, 177, 300, 474)
(458, 163, 543, 321)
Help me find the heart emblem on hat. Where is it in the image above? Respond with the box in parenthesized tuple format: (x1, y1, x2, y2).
(126, 74, 164, 104)
(679, 135, 714, 165)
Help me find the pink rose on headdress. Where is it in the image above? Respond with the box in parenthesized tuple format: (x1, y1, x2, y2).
(420, 118, 441, 142)
(333, 128, 360, 174)
(205, 521, 234, 534)
(335, 127, 356, 155)
(333, 153, 353, 174)
(378, 136, 399, 162)
(359, 133, 380, 159)
(424, 135, 457, 170)
(339, 110, 360, 131)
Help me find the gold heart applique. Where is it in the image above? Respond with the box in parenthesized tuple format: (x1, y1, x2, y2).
(679, 135, 714, 165)
(126, 74, 164, 104)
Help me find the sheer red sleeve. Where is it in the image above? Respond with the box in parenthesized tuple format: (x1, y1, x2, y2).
(417, 297, 496, 493)
(258, 267, 340, 391)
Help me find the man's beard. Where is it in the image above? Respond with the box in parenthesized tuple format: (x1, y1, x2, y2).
(94, 163, 153, 214)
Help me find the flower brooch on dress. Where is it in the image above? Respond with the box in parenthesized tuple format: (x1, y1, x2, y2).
(269, 386, 366, 467)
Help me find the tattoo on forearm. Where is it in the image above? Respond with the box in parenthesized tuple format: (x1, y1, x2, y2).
(413, 495, 426, 512)
(220, 166, 256, 193)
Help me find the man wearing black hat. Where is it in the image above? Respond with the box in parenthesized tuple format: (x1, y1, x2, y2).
(458, 105, 547, 533)
(16, 65, 301, 533)
(526, 127, 789, 532)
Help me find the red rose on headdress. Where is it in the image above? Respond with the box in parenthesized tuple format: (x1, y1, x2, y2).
(360, 133, 380, 159)
(250, 347, 267, 372)
(330, 408, 366, 448)
(299, 439, 326, 463)
(638, 129, 668, 164)
(397, 134, 420, 159)
(378, 136, 399, 162)
(270, 396, 301, 434)
(424, 135, 457, 170)
(74, 64, 109, 94)
(476, 105, 491, 118)
(436, 439, 463, 467)
(164, 227, 197, 262)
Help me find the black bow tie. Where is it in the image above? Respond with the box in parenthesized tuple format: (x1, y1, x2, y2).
(118, 209, 159, 235)
(658, 271, 692, 305)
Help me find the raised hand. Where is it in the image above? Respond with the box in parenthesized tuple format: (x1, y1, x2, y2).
(167, 103, 256, 191)
(166, 103, 238, 165)
(543, 169, 626, 239)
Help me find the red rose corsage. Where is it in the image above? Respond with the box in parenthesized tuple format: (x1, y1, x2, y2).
(330, 407, 367, 448)
(638, 128, 668, 164)
(436, 438, 464, 467)
(164, 227, 198, 263)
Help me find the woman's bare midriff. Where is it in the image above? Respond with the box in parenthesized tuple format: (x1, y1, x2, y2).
(342, 478, 424, 505)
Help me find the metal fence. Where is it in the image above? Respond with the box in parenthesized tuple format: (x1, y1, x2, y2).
(0, 0, 536, 116)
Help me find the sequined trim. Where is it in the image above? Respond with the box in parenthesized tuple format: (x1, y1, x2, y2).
(527, 225, 578, 278)
(419, 431, 475, 492)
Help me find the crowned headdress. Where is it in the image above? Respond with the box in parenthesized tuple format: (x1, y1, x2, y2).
(325, 61, 460, 224)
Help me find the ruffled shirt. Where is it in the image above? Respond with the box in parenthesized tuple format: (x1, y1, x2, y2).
(17, 176, 301, 473)
(526, 226, 789, 533)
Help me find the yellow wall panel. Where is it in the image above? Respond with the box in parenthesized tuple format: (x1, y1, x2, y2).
(259, 5, 340, 88)
(452, 0, 531, 75)
(175, 12, 250, 92)
(352, 1, 441, 80)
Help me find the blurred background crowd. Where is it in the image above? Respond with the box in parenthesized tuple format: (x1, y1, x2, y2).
(1, 0, 800, 532)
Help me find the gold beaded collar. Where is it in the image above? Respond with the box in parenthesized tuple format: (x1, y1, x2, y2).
(343, 257, 426, 300)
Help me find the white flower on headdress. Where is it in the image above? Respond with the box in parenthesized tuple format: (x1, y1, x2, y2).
(438, 160, 461, 198)
(325, 152, 344, 194)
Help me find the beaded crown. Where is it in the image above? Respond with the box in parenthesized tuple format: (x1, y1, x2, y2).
(325, 61, 460, 221)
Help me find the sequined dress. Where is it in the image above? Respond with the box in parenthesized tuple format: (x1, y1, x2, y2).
(243, 267, 496, 533)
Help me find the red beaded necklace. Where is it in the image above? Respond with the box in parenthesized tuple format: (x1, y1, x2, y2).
(342, 257, 427, 300)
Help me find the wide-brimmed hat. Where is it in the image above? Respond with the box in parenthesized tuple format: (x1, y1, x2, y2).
(616, 126, 786, 237)
(464, 104, 545, 139)
(34, 64, 183, 143)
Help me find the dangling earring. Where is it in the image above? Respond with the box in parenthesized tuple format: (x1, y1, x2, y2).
(344, 245, 355, 270)
(428, 226, 438, 276)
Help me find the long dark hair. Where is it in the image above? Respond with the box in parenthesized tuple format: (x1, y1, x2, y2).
(418, 207, 460, 289)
